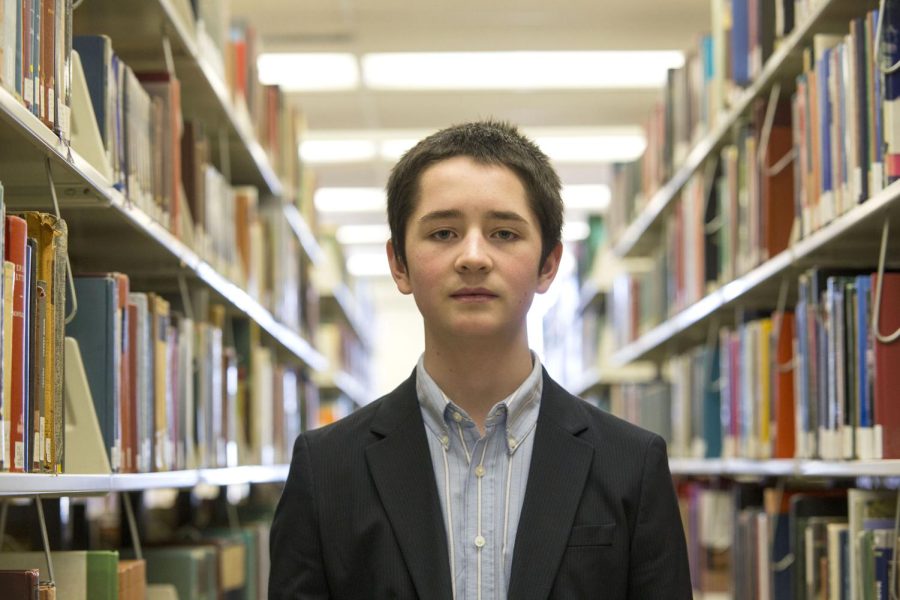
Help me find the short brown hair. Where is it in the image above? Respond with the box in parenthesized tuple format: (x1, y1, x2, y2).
(386, 120, 564, 268)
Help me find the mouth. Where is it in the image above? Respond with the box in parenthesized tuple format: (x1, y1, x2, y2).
(450, 288, 498, 302)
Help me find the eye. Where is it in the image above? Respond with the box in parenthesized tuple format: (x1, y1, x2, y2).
(430, 229, 455, 241)
(494, 229, 519, 241)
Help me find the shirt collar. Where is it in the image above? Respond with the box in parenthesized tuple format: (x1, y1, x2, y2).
(416, 352, 543, 453)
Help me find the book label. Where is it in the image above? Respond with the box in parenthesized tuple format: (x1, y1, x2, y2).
(14, 441, 23, 470)
(47, 89, 54, 125)
(24, 79, 33, 104)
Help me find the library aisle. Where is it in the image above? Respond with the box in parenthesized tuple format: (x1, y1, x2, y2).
(0, 0, 898, 598)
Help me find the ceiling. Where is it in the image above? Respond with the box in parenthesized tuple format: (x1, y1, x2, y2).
(229, 0, 712, 193)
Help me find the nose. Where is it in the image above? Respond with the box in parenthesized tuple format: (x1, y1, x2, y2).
(455, 230, 492, 273)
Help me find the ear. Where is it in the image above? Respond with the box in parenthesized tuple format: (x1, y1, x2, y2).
(536, 242, 563, 294)
(386, 239, 413, 295)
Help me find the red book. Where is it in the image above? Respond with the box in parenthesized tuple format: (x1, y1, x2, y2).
(772, 312, 796, 458)
(113, 273, 130, 473)
(872, 273, 900, 458)
(5, 217, 27, 472)
(0, 569, 40, 599)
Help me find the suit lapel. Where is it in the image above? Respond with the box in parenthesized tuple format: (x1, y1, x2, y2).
(365, 373, 453, 600)
(508, 372, 594, 600)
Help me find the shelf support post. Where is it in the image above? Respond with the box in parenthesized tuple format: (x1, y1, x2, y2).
(34, 496, 56, 588)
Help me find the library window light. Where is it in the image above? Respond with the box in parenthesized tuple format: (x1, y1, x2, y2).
(314, 187, 386, 214)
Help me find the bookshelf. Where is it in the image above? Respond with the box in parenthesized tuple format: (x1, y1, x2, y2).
(0, 82, 325, 370)
(0, 0, 330, 489)
(611, 0, 871, 259)
(612, 178, 900, 366)
(73, 0, 282, 195)
(602, 0, 900, 596)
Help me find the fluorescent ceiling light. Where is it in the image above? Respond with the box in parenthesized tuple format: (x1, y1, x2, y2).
(336, 224, 391, 245)
(301, 140, 376, 163)
(536, 134, 646, 163)
(315, 187, 386, 214)
(257, 53, 359, 91)
(561, 184, 611, 213)
(302, 127, 645, 165)
(362, 51, 684, 90)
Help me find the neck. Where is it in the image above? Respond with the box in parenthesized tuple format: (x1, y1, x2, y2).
(422, 328, 535, 431)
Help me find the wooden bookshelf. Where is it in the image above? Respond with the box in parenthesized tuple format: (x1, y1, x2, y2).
(612, 0, 874, 259)
(612, 179, 900, 366)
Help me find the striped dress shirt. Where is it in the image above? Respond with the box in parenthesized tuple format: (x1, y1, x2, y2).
(416, 354, 542, 600)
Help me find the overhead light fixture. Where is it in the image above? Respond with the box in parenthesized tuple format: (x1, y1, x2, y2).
(301, 127, 645, 165)
(562, 220, 591, 242)
(362, 51, 684, 90)
(535, 134, 646, 163)
(315, 187, 386, 214)
(257, 53, 360, 91)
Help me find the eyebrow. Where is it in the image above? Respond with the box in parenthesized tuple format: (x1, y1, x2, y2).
(417, 209, 530, 224)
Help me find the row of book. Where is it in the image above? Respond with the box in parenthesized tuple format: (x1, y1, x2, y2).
(0, 525, 270, 599)
(1, 207, 67, 473)
(64, 272, 314, 473)
(609, 0, 895, 261)
(681, 483, 900, 600)
(0, 0, 73, 140)
(607, 268, 900, 462)
(72, 34, 313, 336)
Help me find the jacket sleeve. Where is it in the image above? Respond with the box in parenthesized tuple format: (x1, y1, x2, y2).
(269, 433, 332, 599)
(627, 435, 693, 599)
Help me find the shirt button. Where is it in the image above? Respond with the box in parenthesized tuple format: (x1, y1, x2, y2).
(474, 535, 486, 548)
(475, 466, 485, 477)
(440, 435, 450, 446)
(452, 412, 463, 423)
(508, 437, 517, 449)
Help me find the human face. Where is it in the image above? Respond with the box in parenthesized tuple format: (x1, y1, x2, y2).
(387, 156, 562, 343)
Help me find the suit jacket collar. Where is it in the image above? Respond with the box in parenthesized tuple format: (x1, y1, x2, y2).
(365, 369, 593, 600)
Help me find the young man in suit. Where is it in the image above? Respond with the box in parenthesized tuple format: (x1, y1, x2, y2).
(269, 120, 692, 599)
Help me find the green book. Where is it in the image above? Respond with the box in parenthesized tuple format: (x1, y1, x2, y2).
(138, 546, 217, 600)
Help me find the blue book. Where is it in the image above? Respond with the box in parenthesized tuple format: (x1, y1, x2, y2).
(856, 275, 872, 429)
(703, 342, 722, 458)
(13, 0, 21, 97)
(852, 17, 870, 203)
(72, 35, 112, 148)
(873, 11, 885, 170)
(31, 0, 40, 118)
(23, 239, 34, 471)
(66, 276, 118, 469)
(818, 50, 834, 200)
(731, 0, 750, 86)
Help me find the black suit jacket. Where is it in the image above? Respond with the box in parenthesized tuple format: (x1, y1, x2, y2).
(269, 369, 692, 599)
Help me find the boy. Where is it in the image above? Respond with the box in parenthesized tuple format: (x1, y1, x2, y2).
(269, 120, 691, 599)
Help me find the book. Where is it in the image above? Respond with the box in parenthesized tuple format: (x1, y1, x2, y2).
(65, 275, 120, 471)
(21, 212, 66, 473)
(139, 546, 217, 600)
(0, 551, 119, 600)
(0, 569, 40, 599)
(871, 272, 900, 458)
(5, 216, 26, 472)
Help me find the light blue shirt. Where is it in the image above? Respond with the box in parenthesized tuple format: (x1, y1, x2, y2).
(416, 354, 542, 600)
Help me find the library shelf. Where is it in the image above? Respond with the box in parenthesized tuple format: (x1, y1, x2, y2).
(283, 203, 325, 266)
(320, 283, 373, 351)
(73, 0, 283, 196)
(317, 370, 371, 407)
(0, 465, 291, 497)
(669, 459, 900, 479)
(611, 0, 871, 259)
(570, 366, 657, 398)
(610, 179, 900, 366)
(0, 86, 326, 371)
